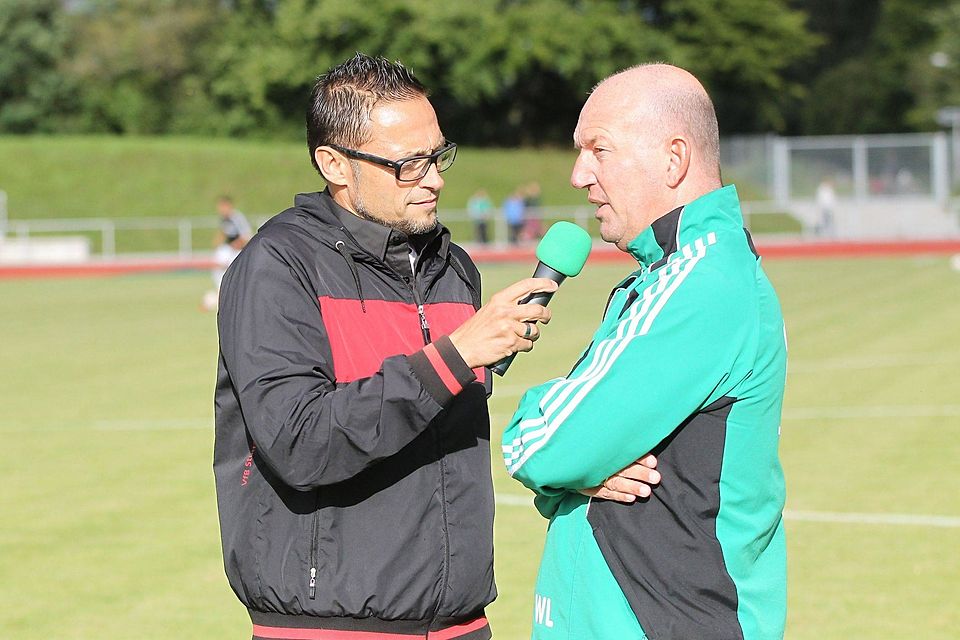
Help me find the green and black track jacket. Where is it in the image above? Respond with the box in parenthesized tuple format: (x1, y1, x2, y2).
(503, 185, 787, 639)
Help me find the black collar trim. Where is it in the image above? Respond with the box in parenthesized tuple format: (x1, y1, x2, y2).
(649, 206, 684, 270)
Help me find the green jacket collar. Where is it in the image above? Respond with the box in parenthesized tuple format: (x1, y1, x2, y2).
(626, 184, 743, 267)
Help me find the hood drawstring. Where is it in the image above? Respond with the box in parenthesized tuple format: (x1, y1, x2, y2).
(335, 238, 366, 313)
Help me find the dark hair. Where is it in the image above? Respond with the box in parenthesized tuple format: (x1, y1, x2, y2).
(306, 53, 428, 175)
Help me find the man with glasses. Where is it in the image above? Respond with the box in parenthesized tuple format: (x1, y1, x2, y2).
(214, 53, 659, 640)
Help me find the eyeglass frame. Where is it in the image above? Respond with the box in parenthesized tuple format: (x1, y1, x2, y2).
(326, 141, 458, 182)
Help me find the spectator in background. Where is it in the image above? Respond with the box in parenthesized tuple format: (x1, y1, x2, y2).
(815, 177, 836, 237)
(467, 188, 493, 244)
(522, 181, 544, 241)
(894, 167, 916, 194)
(203, 195, 252, 311)
(503, 189, 526, 245)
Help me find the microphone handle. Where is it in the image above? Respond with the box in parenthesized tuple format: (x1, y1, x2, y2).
(490, 263, 567, 377)
(519, 289, 555, 307)
(489, 351, 518, 377)
(532, 262, 566, 284)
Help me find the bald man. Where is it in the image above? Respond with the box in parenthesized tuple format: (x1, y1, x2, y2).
(502, 64, 788, 639)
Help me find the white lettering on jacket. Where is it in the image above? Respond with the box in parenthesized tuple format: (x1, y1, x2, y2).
(534, 593, 555, 628)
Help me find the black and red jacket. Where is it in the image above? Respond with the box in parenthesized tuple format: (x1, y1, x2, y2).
(214, 190, 495, 640)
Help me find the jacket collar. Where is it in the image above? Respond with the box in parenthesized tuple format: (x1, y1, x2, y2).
(295, 189, 448, 264)
(626, 184, 742, 267)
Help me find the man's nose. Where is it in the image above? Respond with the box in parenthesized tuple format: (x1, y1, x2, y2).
(570, 154, 594, 189)
(419, 160, 444, 190)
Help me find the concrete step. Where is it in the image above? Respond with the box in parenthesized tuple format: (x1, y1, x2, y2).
(788, 199, 960, 239)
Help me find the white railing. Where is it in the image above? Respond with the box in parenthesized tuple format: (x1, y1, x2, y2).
(0, 190, 7, 237)
(3, 215, 227, 258)
(0, 203, 802, 259)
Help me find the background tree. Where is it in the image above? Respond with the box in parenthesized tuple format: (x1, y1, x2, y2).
(655, 0, 822, 133)
(202, 0, 816, 143)
(0, 0, 72, 133)
(3, 0, 954, 140)
(63, 0, 223, 134)
(789, 0, 951, 134)
(906, 1, 960, 129)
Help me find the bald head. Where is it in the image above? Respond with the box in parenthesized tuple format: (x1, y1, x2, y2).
(590, 63, 721, 183)
(570, 63, 724, 249)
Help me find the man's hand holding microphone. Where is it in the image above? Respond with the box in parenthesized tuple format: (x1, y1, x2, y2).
(448, 277, 557, 369)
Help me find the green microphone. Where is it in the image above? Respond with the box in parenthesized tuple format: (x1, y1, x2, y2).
(491, 221, 592, 376)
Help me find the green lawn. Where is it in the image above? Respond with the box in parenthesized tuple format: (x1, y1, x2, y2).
(2, 255, 958, 639)
(0, 136, 584, 219)
(0, 136, 799, 243)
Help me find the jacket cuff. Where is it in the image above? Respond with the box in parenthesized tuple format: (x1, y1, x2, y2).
(408, 335, 477, 406)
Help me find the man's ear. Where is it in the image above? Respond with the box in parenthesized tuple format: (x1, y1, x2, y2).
(315, 146, 351, 187)
(666, 136, 691, 188)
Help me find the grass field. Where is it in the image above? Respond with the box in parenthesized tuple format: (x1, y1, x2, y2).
(0, 136, 593, 219)
(0, 137, 800, 250)
(0, 136, 784, 220)
(2, 255, 959, 639)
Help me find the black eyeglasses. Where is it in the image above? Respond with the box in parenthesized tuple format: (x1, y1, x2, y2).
(328, 141, 457, 182)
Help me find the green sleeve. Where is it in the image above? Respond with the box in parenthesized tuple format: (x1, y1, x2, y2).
(502, 264, 754, 494)
(502, 381, 567, 517)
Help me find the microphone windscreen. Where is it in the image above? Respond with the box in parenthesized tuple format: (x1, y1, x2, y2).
(535, 221, 593, 278)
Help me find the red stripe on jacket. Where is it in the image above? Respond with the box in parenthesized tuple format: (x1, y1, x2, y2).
(317, 297, 484, 384)
(252, 615, 488, 639)
(422, 343, 463, 395)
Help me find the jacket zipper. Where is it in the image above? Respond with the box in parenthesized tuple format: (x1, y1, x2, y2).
(408, 252, 432, 345)
(417, 304, 431, 344)
(410, 254, 450, 623)
(309, 492, 321, 599)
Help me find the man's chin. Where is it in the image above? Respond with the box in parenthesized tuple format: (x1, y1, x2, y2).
(394, 212, 438, 236)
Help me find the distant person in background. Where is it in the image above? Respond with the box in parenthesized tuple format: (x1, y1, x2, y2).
(522, 181, 544, 241)
(503, 189, 526, 245)
(894, 167, 916, 194)
(467, 188, 493, 244)
(203, 195, 252, 311)
(815, 177, 836, 237)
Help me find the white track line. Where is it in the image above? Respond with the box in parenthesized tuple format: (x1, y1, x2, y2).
(783, 405, 960, 420)
(5, 401, 959, 435)
(497, 494, 535, 507)
(494, 495, 960, 528)
(782, 509, 960, 528)
(787, 353, 960, 372)
(0, 419, 212, 433)
(5, 416, 956, 529)
(489, 404, 960, 426)
(94, 418, 212, 431)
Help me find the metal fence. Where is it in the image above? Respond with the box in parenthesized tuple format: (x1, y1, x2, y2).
(722, 132, 954, 201)
(2, 132, 958, 260)
(0, 201, 798, 261)
(721, 132, 959, 238)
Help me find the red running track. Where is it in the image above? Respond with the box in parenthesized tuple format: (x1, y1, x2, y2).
(2, 240, 960, 280)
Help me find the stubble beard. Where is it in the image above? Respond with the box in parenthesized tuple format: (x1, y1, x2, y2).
(350, 165, 439, 236)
